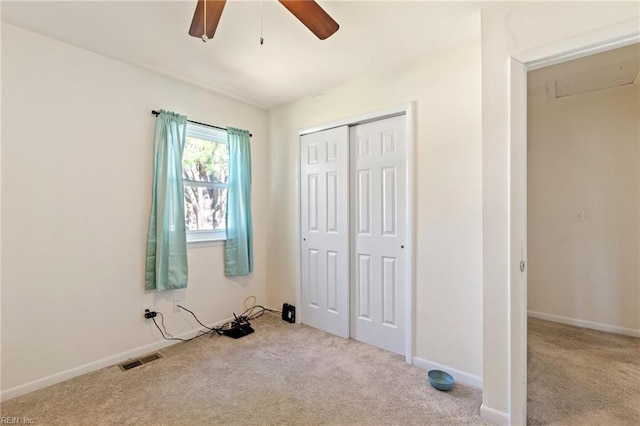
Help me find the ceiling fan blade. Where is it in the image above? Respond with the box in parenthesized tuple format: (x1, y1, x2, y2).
(189, 0, 226, 39)
(278, 0, 339, 40)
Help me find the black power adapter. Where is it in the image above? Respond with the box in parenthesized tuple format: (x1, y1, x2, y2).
(144, 309, 157, 319)
(282, 303, 296, 323)
(222, 313, 254, 339)
(222, 324, 254, 338)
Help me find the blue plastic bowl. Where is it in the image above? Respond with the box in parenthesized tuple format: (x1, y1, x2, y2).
(428, 369, 454, 391)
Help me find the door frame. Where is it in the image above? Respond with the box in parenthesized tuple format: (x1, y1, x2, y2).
(297, 103, 415, 363)
(508, 20, 640, 425)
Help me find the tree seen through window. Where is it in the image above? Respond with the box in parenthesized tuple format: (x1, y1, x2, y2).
(183, 135, 229, 233)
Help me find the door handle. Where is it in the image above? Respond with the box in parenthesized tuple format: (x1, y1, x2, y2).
(520, 260, 525, 272)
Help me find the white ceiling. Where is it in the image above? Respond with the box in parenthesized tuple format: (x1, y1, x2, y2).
(1, 1, 482, 109)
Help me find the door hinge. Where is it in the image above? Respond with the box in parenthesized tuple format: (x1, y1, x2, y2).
(520, 260, 525, 273)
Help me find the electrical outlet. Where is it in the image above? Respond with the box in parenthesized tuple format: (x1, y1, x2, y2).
(173, 299, 181, 313)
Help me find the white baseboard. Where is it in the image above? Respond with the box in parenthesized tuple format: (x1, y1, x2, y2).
(480, 404, 509, 425)
(1, 318, 231, 402)
(412, 357, 482, 389)
(528, 310, 640, 338)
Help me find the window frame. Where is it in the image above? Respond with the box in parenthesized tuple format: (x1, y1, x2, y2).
(183, 122, 228, 243)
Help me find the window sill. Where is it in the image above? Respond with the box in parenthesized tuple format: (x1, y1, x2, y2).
(187, 238, 225, 248)
(186, 229, 226, 246)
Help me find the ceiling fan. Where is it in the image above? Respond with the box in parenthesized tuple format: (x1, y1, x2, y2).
(188, 0, 339, 42)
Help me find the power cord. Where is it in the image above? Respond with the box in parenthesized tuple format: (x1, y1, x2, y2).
(176, 304, 222, 335)
(151, 312, 215, 342)
(244, 295, 257, 310)
(149, 303, 282, 343)
(223, 305, 280, 328)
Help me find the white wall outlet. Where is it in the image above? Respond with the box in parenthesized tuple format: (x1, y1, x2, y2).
(173, 299, 181, 313)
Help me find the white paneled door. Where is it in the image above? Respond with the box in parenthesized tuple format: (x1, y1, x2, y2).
(300, 126, 350, 338)
(350, 115, 407, 355)
(300, 115, 407, 356)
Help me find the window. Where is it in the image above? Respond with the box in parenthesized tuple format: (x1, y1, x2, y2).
(182, 122, 229, 242)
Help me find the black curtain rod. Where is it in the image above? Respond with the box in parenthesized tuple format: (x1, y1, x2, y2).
(151, 110, 252, 137)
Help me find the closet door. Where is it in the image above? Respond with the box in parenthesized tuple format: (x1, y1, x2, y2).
(300, 126, 349, 338)
(350, 115, 407, 355)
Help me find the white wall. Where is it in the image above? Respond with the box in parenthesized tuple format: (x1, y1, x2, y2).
(0, 6, 4, 395)
(267, 37, 483, 382)
(1, 24, 268, 396)
(481, 2, 640, 423)
(528, 81, 640, 335)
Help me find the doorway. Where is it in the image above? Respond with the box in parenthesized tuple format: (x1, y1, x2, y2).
(508, 33, 640, 424)
(299, 105, 414, 359)
(526, 43, 640, 423)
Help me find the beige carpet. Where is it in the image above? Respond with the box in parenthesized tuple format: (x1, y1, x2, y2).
(1, 314, 487, 425)
(527, 317, 640, 425)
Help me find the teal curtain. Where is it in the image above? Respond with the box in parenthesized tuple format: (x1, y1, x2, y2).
(225, 127, 253, 276)
(145, 110, 189, 291)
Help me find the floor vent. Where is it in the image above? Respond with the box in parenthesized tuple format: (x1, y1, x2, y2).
(119, 352, 163, 372)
